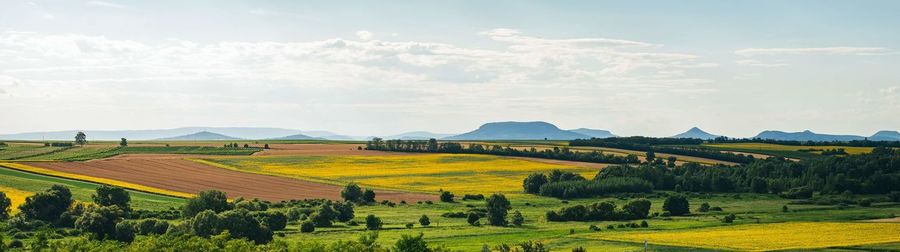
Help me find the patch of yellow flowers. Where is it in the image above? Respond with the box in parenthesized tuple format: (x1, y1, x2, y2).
(598, 222, 900, 251)
(0, 186, 33, 214)
(196, 154, 597, 194)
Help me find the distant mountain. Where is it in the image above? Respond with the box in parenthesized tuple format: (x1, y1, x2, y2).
(269, 133, 325, 140)
(297, 130, 359, 140)
(567, 128, 616, 138)
(0, 127, 303, 140)
(382, 131, 456, 140)
(444, 121, 590, 140)
(753, 130, 865, 142)
(671, 127, 720, 140)
(157, 131, 241, 140)
(870, 130, 900, 141)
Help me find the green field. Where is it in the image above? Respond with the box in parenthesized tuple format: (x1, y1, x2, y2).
(0, 143, 262, 161)
(0, 167, 184, 211)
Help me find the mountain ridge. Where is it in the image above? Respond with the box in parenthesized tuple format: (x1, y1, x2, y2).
(444, 121, 590, 140)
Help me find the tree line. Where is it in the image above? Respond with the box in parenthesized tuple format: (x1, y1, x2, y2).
(366, 138, 641, 164)
(569, 137, 757, 164)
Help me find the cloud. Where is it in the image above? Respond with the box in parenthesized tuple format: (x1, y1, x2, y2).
(735, 59, 789, 67)
(248, 8, 275, 16)
(355, 30, 373, 41)
(86, 1, 130, 9)
(735, 47, 895, 57)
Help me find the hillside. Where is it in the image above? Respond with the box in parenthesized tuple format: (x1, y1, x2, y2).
(269, 133, 325, 140)
(870, 130, 900, 141)
(671, 127, 720, 140)
(383, 131, 455, 140)
(753, 130, 865, 142)
(157, 131, 241, 140)
(444, 121, 590, 140)
(568, 128, 616, 138)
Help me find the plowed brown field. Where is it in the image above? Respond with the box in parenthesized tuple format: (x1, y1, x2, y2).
(24, 154, 435, 202)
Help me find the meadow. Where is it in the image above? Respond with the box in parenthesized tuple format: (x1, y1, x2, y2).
(701, 143, 875, 160)
(195, 154, 597, 194)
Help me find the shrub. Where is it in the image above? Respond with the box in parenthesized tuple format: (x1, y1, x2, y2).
(75, 205, 125, 240)
(780, 186, 813, 199)
(190, 210, 221, 237)
(93, 185, 131, 213)
(698, 202, 710, 212)
(710, 206, 723, 211)
(19, 185, 73, 224)
(462, 194, 485, 201)
(859, 198, 873, 207)
(486, 194, 510, 226)
(419, 215, 430, 227)
(114, 221, 135, 242)
(511, 211, 524, 226)
(439, 191, 455, 202)
(538, 177, 652, 199)
(405, 223, 414, 229)
(547, 199, 652, 222)
(394, 233, 429, 252)
(0, 192, 11, 220)
(722, 213, 736, 223)
(182, 190, 230, 218)
(523, 173, 549, 194)
(782, 205, 789, 212)
(300, 221, 315, 233)
(365, 215, 382, 230)
(466, 212, 480, 226)
(621, 199, 651, 219)
(218, 209, 273, 244)
(252, 211, 287, 231)
(363, 189, 376, 203)
(333, 202, 355, 222)
(640, 220, 648, 227)
(663, 195, 690, 216)
(341, 183, 363, 202)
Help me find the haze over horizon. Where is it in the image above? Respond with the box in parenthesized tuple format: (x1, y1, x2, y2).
(2, 0, 899, 137)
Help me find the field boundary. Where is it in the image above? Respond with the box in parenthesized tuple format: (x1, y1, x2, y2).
(0, 162, 194, 199)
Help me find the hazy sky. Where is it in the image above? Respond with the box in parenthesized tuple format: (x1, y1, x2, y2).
(1, 0, 898, 137)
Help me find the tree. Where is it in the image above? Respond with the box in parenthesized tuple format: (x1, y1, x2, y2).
(333, 202, 355, 222)
(523, 173, 548, 194)
(622, 199, 651, 219)
(115, 221, 136, 242)
(486, 194, 510, 226)
(19, 184, 73, 223)
(190, 210, 221, 237)
(663, 195, 690, 216)
(645, 150, 655, 162)
(666, 156, 677, 167)
(300, 220, 315, 233)
(511, 211, 524, 226)
(218, 209, 273, 244)
(119, 138, 128, 147)
(363, 189, 376, 203)
(466, 212, 480, 226)
(263, 144, 270, 149)
(365, 214, 382, 230)
(252, 211, 287, 231)
(439, 191, 454, 202)
(310, 203, 336, 227)
(722, 213, 736, 223)
(698, 202, 710, 212)
(93, 185, 131, 213)
(394, 233, 430, 252)
(182, 190, 230, 218)
(75, 131, 87, 145)
(0, 192, 11, 220)
(341, 183, 363, 202)
(419, 215, 430, 227)
(75, 205, 125, 240)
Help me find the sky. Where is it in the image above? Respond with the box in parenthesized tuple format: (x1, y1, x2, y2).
(1, 0, 898, 137)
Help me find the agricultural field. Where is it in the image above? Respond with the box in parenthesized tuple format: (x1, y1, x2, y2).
(701, 143, 875, 160)
(194, 154, 598, 194)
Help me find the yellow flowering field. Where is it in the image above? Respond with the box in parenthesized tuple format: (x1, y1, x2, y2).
(704, 143, 874, 155)
(596, 222, 900, 251)
(0, 186, 33, 214)
(0, 162, 194, 199)
(195, 154, 596, 194)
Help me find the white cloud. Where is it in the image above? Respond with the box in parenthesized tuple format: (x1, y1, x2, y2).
(355, 30, 373, 41)
(735, 59, 789, 67)
(86, 1, 130, 10)
(735, 47, 895, 57)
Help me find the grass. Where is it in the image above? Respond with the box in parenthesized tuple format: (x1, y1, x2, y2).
(0, 143, 262, 161)
(0, 162, 195, 199)
(596, 222, 900, 251)
(0, 166, 184, 211)
(702, 143, 875, 160)
(0, 144, 69, 160)
(193, 154, 597, 194)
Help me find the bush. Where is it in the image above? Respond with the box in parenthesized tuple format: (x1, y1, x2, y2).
(365, 214, 382, 230)
(300, 221, 315, 233)
(333, 202, 355, 222)
(363, 189, 376, 203)
(462, 194, 485, 201)
(93, 185, 131, 213)
(251, 211, 287, 231)
(537, 177, 652, 199)
(511, 211, 524, 226)
(439, 191, 455, 202)
(547, 199, 652, 222)
(218, 209, 273, 244)
(341, 183, 363, 202)
(405, 223, 414, 229)
(182, 190, 230, 218)
(780, 186, 813, 199)
(114, 221, 135, 242)
(466, 212, 480, 226)
(419, 215, 430, 227)
(523, 173, 549, 194)
(19, 185, 73, 224)
(190, 210, 221, 237)
(698, 202, 710, 212)
(640, 220, 648, 227)
(0, 192, 11, 220)
(75, 205, 125, 240)
(622, 199, 651, 219)
(663, 195, 690, 216)
(722, 213, 736, 223)
(486, 194, 510, 226)
(394, 233, 429, 252)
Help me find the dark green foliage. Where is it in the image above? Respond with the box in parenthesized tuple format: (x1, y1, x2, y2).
(75, 205, 125, 240)
(394, 233, 430, 252)
(251, 211, 287, 231)
(119, 138, 128, 147)
(546, 199, 652, 222)
(722, 213, 736, 223)
(640, 220, 649, 227)
(462, 194, 485, 200)
(780, 186, 814, 199)
(365, 214, 382, 230)
(114, 221, 135, 242)
(466, 212, 480, 226)
(537, 177, 653, 199)
(263, 143, 269, 149)
(136, 219, 168, 235)
(570, 137, 756, 164)
(300, 220, 315, 233)
(439, 191, 454, 202)
(19, 184, 73, 224)
(310, 202, 337, 227)
(517, 240, 549, 252)
(341, 183, 363, 202)
(698, 202, 710, 212)
(190, 210, 220, 237)
(75, 131, 87, 145)
(218, 209, 273, 244)
(511, 211, 524, 226)
(782, 205, 789, 212)
(233, 198, 269, 212)
(858, 198, 872, 207)
(363, 189, 376, 203)
(486, 194, 510, 226)
(182, 190, 230, 218)
(367, 138, 640, 164)
(663, 195, 690, 216)
(419, 215, 430, 227)
(333, 202, 355, 222)
(0, 192, 11, 220)
(523, 173, 549, 194)
(93, 185, 131, 213)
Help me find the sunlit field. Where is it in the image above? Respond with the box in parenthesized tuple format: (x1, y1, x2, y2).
(194, 154, 597, 194)
(596, 222, 900, 251)
(704, 143, 874, 155)
(0, 162, 194, 199)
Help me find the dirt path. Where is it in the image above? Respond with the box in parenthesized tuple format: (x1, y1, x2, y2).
(25, 155, 435, 202)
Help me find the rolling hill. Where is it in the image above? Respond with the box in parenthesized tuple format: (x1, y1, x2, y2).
(869, 130, 900, 141)
(567, 128, 617, 139)
(157, 131, 241, 140)
(382, 131, 456, 140)
(671, 127, 721, 140)
(753, 130, 865, 142)
(444, 121, 590, 140)
(269, 133, 325, 140)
